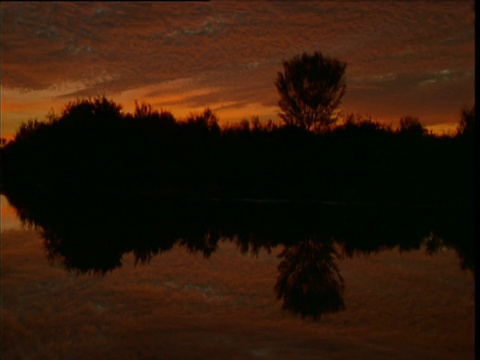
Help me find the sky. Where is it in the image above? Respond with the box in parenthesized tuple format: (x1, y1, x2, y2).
(1, 1, 475, 140)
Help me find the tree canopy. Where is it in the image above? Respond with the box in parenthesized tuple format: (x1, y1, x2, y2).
(275, 51, 347, 132)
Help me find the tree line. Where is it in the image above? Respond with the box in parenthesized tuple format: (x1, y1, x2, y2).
(0, 51, 474, 205)
(0, 95, 473, 205)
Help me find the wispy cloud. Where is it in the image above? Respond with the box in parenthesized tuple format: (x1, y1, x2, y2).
(1, 1, 475, 135)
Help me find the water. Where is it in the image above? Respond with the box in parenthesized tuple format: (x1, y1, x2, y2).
(1, 194, 475, 359)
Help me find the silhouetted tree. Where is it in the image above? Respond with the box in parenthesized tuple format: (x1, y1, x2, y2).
(341, 113, 387, 133)
(14, 119, 46, 142)
(60, 96, 123, 126)
(185, 108, 219, 130)
(133, 100, 176, 126)
(249, 116, 262, 132)
(398, 115, 426, 136)
(456, 105, 475, 137)
(275, 51, 346, 132)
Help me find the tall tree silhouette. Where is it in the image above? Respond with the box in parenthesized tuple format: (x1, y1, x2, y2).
(456, 105, 475, 138)
(275, 51, 346, 132)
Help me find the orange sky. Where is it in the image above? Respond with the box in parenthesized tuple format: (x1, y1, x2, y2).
(1, 2, 475, 140)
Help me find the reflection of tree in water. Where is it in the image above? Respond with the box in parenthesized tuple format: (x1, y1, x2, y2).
(275, 238, 345, 320)
(43, 227, 125, 274)
(178, 230, 220, 258)
(3, 189, 474, 320)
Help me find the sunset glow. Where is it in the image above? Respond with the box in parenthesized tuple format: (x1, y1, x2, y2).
(1, 2, 475, 139)
(1, 3, 474, 357)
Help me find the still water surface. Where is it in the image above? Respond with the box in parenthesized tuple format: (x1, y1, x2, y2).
(1, 194, 474, 359)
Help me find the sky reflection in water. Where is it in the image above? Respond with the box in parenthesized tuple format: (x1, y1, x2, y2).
(1, 194, 475, 359)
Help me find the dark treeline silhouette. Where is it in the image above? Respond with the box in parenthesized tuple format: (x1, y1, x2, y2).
(2, 189, 474, 318)
(0, 96, 475, 207)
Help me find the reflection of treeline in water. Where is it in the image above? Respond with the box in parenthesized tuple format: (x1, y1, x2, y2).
(0, 97, 475, 205)
(3, 190, 474, 318)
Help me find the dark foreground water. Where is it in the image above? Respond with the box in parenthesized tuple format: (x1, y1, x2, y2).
(1, 194, 474, 359)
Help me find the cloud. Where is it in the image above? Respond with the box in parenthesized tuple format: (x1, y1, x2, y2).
(0, 1, 475, 133)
